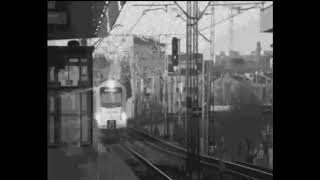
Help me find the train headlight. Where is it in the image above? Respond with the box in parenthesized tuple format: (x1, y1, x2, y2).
(121, 112, 127, 121)
(106, 80, 116, 89)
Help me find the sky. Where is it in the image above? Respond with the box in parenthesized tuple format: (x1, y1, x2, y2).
(48, 1, 273, 60)
(110, 1, 273, 59)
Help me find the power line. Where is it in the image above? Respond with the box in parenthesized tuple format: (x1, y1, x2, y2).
(209, 1, 266, 7)
(174, 1, 196, 20)
(103, 5, 257, 44)
(131, 3, 176, 7)
(173, 1, 211, 22)
(127, 2, 166, 35)
(93, 3, 127, 48)
(176, 14, 211, 43)
(195, 1, 212, 24)
(199, 5, 259, 32)
(94, 23, 122, 48)
(95, 3, 260, 47)
(128, 12, 146, 34)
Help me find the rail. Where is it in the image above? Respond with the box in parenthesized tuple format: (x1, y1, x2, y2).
(129, 127, 273, 180)
(120, 142, 173, 180)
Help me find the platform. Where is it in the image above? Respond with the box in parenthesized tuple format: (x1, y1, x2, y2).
(48, 145, 140, 180)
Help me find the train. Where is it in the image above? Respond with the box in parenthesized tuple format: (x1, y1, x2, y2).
(94, 78, 127, 144)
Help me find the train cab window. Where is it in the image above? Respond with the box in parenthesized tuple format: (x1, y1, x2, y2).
(100, 87, 122, 108)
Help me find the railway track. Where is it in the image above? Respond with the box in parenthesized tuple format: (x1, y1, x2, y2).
(128, 127, 273, 180)
(110, 141, 174, 180)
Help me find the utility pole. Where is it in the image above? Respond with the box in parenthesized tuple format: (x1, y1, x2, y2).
(201, 16, 207, 156)
(185, 1, 200, 179)
(185, 1, 191, 149)
(170, 75, 174, 141)
(164, 48, 169, 139)
(209, 2, 216, 155)
(202, 1, 215, 157)
(177, 38, 182, 127)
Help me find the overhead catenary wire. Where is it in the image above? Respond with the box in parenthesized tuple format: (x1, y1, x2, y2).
(169, 5, 258, 43)
(176, 13, 211, 43)
(127, 11, 146, 35)
(93, 2, 263, 57)
(138, 4, 260, 43)
(174, 1, 211, 23)
(132, 3, 175, 7)
(93, 3, 127, 48)
(126, 2, 162, 36)
(195, 1, 212, 24)
(95, 5, 256, 46)
(199, 5, 259, 31)
(94, 24, 121, 48)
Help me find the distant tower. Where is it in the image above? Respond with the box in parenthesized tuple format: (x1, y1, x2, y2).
(256, 41, 261, 56)
(256, 41, 262, 69)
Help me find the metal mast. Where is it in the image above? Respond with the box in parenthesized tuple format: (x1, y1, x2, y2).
(209, 1, 216, 153)
(186, 1, 200, 179)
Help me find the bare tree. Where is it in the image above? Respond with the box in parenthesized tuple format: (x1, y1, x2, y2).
(259, 123, 273, 168)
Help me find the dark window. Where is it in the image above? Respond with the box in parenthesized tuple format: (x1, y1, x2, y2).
(100, 87, 122, 108)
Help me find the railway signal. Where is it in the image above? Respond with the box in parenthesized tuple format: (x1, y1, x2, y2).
(171, 37, 179, 66)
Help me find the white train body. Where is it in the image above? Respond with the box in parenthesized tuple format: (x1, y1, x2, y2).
(94, 79, 127, 130)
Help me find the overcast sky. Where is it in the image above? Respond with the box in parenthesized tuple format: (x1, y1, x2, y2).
(110, 1, 273, 59)
(48, 1, 273, 59)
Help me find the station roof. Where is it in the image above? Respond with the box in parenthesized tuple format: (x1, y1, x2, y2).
(48, 1, 126, 40)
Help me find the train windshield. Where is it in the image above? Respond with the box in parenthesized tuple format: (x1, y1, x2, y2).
(100, 87, 122, 108)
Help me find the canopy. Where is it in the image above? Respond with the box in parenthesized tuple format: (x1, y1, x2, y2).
(48, 1, 126, 40)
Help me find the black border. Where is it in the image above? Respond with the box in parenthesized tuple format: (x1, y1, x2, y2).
(3, 1, 310, 179)
(3, 0, 47, 179)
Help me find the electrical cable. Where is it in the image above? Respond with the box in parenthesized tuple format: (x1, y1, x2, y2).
(195, 1, 212, 23)
(173, 1, 196, 20)
(102, 3, 257, 44)
(199, 5, 259, 31)
(93, 2, 127, 48)
(128, 11, 146, 35)
(176, 13, 211, 43)
(95, 3, 260, 49)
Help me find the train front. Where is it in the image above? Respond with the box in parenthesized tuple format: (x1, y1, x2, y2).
(95, 80, 127, 143)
